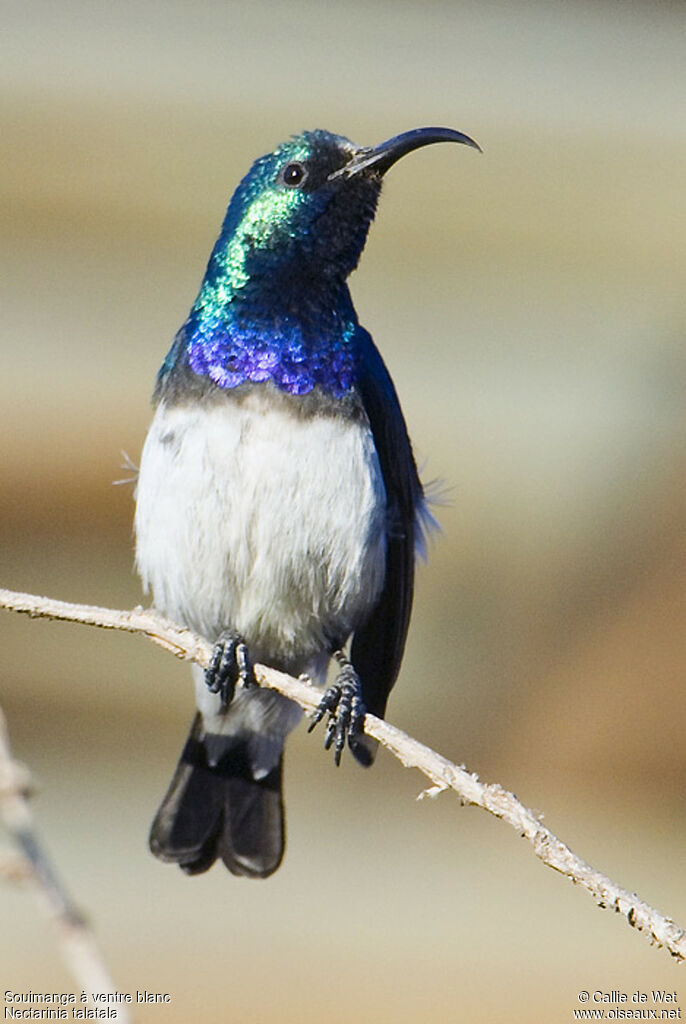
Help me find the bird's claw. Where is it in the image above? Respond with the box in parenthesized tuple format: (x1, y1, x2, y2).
(308, 655, 366, 765)
(205, 631, 255, 708)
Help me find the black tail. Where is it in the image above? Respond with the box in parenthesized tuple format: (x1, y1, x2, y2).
(149, 715, 285, 878)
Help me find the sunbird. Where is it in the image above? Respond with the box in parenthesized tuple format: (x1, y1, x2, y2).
(135, 125, 480, 877)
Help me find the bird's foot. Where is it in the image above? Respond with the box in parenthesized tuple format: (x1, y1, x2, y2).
(308, 652, 366, 766)
(205, 631, 255, 709)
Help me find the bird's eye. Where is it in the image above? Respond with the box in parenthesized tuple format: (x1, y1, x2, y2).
(281, 162, 308, 188)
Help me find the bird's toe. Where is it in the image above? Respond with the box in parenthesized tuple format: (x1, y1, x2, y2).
(205, 630, 255, 708)
(308, 653, 366, 765)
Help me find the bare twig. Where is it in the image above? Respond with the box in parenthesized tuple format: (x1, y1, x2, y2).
(1, 585, 685, 964)
(0, 700, 134, 1022)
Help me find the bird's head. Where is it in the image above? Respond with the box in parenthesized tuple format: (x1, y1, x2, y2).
(201, 127, 480, 303)
(170, 127, 480, 395)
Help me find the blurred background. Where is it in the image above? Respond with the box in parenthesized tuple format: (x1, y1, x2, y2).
(1, 0, 685, 1020)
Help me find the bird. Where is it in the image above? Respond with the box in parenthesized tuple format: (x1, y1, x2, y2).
(134, 125, 480, 879)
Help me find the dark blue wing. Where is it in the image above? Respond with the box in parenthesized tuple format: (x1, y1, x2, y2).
(352, 327, 424, 720)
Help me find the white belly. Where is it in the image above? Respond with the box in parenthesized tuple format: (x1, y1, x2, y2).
(134, 390, 387, 676)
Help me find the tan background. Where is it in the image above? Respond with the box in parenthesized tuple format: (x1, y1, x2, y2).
(1, 1, 685, 1020)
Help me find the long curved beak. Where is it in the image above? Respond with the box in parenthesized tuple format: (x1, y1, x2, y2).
(331, 126, 481, 180)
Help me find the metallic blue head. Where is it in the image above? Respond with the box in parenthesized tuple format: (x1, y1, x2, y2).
(164, 127, 480, 398)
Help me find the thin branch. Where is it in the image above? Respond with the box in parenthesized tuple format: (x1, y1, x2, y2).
(0, 700, 134, 1022)
(1, 585, 685, 964)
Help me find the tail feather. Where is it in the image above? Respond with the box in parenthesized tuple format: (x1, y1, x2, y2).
(150, 715, 285, 878)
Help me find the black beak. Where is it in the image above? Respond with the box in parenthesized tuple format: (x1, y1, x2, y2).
(331, 126, 481, 180)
